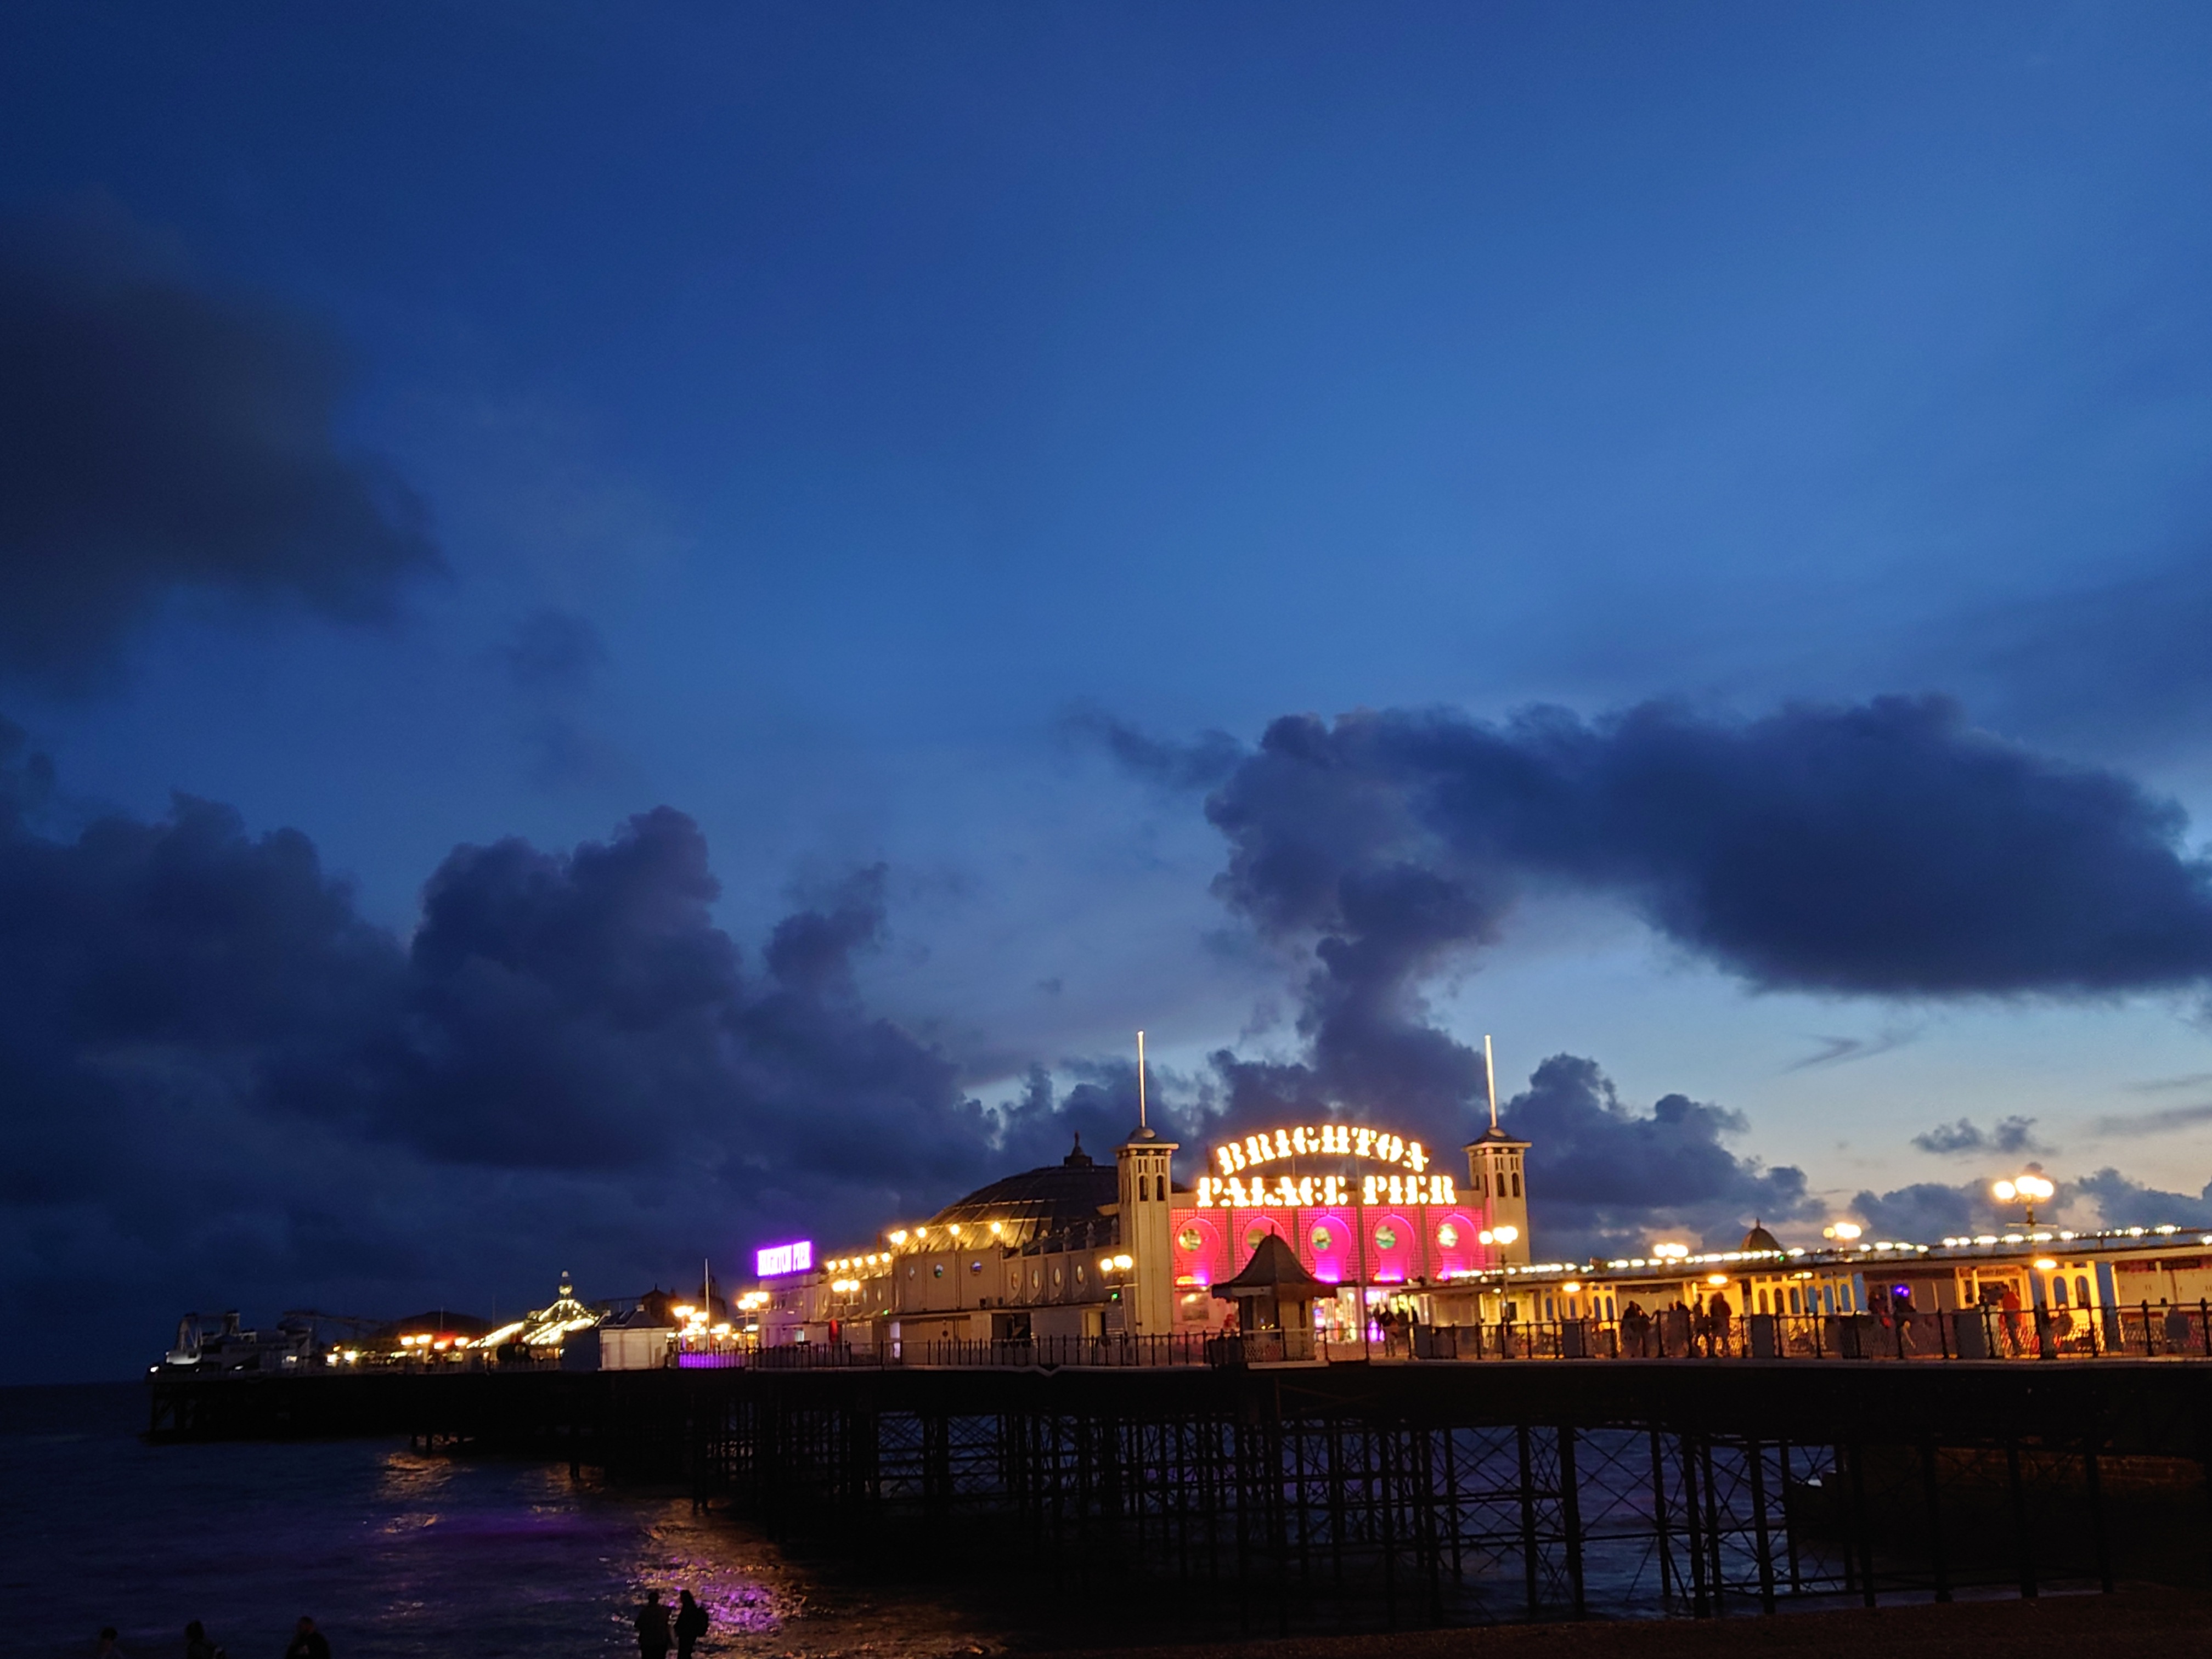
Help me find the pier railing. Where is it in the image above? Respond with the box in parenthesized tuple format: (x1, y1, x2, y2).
(676, 1298, 2212, 1370)
(161, 1297, 2212, 1378)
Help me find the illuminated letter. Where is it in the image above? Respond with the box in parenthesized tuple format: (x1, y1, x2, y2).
(1321, 1175, 1346, 1205)
(1352, 1127, 1376, 1159)
(1363, 1175, 1383, 1205)
(1406, 1141, 1429, 1173)
(1273, 1128, 1293, 1160)
(1271, 1175, 1295, 1206)
(1296, 1176, 1316, 1206)
(1245, 1135, 1270, 1169)
(1216, 1144, 1242, 1176)
(1378, 1133, 1403, 1166)
(1290, 1126, 1311, 1155)
(1321, 1124, 1350, 1155)
(1428, 1175, 1455, 1205)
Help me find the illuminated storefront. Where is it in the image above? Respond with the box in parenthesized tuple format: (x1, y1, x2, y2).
(755, 1114, 1538, 1351)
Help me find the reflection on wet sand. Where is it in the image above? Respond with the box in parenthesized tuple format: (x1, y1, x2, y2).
(625, 1503, 1005, 1658)
(5, 1385, 1009, 1658)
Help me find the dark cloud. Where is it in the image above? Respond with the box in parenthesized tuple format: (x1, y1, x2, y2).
(2072, 1167, 2212, 1229)
(2089, 1101, 2212, 1139)
(1782, 1029, 1917, 1072)
(498, 607, 630, 789)
(1501, 1054, 1814, 1260)
(501, 607, 607, 694)
(1847, 1181, 1982, 1242)
(1206, 695, 2212, 1005)
(0, 216, 441, 692)
(1059, 703, 1244, 792)
(1141, 694, 2212, 1177)
(0, 732, 1109, 1382)
(1911, 1115, 2047, 1157)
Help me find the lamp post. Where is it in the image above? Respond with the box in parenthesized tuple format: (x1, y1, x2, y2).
(1992, 1173, 2056, 1227)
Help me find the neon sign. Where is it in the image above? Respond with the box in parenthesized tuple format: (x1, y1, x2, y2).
(755, 1240, 814, 1277)
(1194, 1172, 1457, 1209)
(1212, 1125, 1430, 1177)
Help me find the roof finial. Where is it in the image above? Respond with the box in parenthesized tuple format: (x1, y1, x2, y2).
(1483, 1034, 1499, 1132)
(1137, 1029, 1147, 1131)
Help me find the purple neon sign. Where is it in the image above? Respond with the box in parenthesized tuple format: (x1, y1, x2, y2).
(755, 1239, 814, 1277)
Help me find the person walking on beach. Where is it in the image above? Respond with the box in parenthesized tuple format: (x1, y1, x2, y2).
(283, 1616, 331, 1659)
(636, 1589, 673, 1659)
(674, 1590, 708, 1659)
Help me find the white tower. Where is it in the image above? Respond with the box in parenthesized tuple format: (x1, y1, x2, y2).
(1115, 1031, 1179, 1335)
(1463, 1034, 1533, 1266)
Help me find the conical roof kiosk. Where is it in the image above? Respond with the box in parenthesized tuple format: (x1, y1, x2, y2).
(1212, 1232, 1328, 1360)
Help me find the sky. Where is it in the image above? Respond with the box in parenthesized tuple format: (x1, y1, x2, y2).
(7, 5, 2212, 1381)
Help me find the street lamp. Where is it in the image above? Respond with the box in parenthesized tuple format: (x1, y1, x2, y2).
(1992, 1174, 2056, 1227)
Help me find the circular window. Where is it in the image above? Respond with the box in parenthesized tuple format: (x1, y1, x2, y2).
(1437, 1224, 1459, 1248)
(1375, 1226, 1399, 1251)
(933, 1263, 945, 1279)
(1177, 1227, 1203, 1251)
(1311, 1226, 1334, 1251)
(1245, 1224, 1271, 1250)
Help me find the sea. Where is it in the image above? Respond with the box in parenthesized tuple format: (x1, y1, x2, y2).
(1, 1383, 1003, 1659)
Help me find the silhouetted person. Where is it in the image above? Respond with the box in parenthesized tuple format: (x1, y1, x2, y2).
(96, 1629, 125, 1657)
(184, 1621, 223, 1659)
(636, 1590, 673, 1658)
(1707, 1291, 1733, 1355)
(674, 1590, 708, 1659)
(283, 1617, 330, 1659)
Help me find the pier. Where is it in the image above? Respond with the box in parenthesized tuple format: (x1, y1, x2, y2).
(148, 1352, 2212, 1630)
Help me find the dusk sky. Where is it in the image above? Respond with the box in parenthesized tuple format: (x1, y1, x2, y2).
(8, 7, 2212, 1380)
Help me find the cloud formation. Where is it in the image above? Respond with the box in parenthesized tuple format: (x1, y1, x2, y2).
(1502, 1054, 1814, 1260)
(1207, 695, 2212, 1003)
(1058, 703, 1244, 792)
(1080, 693, 2212, 1200)
(2092, 1101, 2212, 1139)
(1911, 1115, 2047, 1157)
(0, 217, 439, 691)
(0, 722, 1084, 1381)
(1847, 1180, 1983, 1243)
(2073, 1167, 2212, 1229)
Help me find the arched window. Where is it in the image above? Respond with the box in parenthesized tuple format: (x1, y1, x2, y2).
(1511, 1172, 1521, 1197)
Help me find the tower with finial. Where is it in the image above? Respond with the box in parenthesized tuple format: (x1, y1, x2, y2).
(1463, 1034, 1532, 1265)
(1115, 1029, 1178, 1335)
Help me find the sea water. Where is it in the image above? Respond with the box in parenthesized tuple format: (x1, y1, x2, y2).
(1, 1384, 1000, 1659)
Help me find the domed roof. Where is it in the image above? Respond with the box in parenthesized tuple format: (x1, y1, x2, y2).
(927, 1135, 1120, 1236)
(1740, 1221, 1784, 1253)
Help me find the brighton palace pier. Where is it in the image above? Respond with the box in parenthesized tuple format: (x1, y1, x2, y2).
(152, 1107, 2212, 1626)
(753, 1113, 2212, 1363)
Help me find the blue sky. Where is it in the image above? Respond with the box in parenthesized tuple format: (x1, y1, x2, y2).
(7, 5, 2212, 1376)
